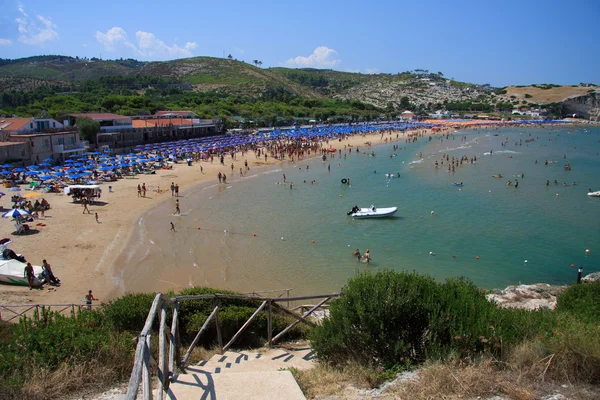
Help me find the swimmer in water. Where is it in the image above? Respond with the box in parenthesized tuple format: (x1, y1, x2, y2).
(363, 249, 371, 264)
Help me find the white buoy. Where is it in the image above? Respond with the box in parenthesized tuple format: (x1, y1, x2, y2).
(281, 237, 284, 240)
(224, 230, 227, 233)
(431, 211, 435, 216)
(524, 260, 528, 263)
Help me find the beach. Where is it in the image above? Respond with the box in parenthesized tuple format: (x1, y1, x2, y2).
(0, 127, 434, 306)
(3, 121, 597, 308)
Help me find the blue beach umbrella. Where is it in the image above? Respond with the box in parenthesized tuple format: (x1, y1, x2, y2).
(24, 171, 38, 176)
(2, 209, 29, 218)
(38, 175, 53, 181)
(27, 165, 39, 170)
(2, 164, 13, 168)
(53, 172, 65, 177)
(13, 168, 26, 172)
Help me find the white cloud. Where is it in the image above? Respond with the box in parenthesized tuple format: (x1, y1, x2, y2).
(15, 3, 58, 46)
(364, 68, 379, 74)
(95, 26, 197, 59)
(0, 38, 12, 46)
(95, 26, 127, 51)
(284, 46, 341, 69)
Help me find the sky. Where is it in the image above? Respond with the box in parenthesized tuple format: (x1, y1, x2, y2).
(0, 0, 599, 87)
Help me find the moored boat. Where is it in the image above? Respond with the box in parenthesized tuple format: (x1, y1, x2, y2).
(347, 205, 398, 218)
(0, 239, 44, 286)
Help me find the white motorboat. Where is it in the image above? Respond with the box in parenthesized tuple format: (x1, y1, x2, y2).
(588, 191, 600, 197)
(347, 205, 398, 218)
(0, 238, 44, 286)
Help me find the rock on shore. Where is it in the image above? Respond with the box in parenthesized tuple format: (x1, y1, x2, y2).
(486, 273, 599, 310)
(486, 283, 567, 310)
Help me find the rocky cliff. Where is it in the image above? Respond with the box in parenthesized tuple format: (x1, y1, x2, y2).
(562, 90, 600, 120)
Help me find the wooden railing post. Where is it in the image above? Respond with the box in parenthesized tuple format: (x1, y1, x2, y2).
(142, 335, 152, 400)
(180, 305, 219, 368)
(267, 300, 273, 348)
(223, 301, 267, 352)
(168, 301, 179, 383)
(157, 300, 167, 400)
(214, 297, 223, 353)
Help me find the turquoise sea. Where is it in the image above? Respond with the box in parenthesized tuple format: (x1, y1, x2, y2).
(119, 125, 600, 296)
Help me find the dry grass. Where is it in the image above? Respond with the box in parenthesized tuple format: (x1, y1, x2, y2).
(183, 345, 222, 367)
(1, 360, 125, 400)
(386, 358, 600, 400)
(504, 86, 595, 104)
(293, 363, 383, 398)
(294, 357, 600, 400)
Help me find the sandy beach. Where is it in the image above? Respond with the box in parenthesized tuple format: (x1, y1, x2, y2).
(0, 126, 446, 307)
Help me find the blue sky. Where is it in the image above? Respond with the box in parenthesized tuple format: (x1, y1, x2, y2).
(0, 0, 598, 87)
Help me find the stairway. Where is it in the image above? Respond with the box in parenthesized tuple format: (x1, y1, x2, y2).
(163, 347, 314, 399)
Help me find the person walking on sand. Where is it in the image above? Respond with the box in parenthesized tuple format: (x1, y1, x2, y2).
(174, 184, 179, 197)
(142, 183, 147, 198)
(95, 212, 99, 223)
(175, 199, 180, 215)
(170, 182, 175, 196)
(170, 222, 176, 232)
(85, 290, 98, 310)
(137, 184, 141, 197)
(83, 200, 90, 214)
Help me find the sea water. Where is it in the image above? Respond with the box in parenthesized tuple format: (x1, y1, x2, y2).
(119, 126, 600, 295)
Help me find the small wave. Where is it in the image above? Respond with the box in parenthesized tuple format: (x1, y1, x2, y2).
(409, 159, 424, 165)
(438, 144, 472, 153)
(483, 150, 520, 155)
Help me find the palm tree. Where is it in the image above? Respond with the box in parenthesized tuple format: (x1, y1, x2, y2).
(253, 60, 258, 67)
(258, 61, 263, 68)
(227, 54, 233, 60)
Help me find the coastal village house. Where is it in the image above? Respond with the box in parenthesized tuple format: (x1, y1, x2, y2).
(0, 111, 223, 163)
(0, 117, 87, 164)
(63, 111, 221, 150)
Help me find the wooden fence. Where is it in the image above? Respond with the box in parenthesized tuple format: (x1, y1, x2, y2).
(0, 303, 102, 322)
(125, 291, 340, 400)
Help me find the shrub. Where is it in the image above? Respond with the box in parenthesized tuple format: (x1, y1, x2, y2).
(102, 292, 158, 332)
(556, 283, 600, 323)
(311, 270, 441, 369)
(0, 308, 134, 397)
(311, 271, 562, 370)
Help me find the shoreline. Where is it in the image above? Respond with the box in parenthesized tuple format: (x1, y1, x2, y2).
(0, 126, 435, 305)
(0, 121, 586, 306)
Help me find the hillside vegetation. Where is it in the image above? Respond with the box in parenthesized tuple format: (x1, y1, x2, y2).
(1, 55, 596, 122)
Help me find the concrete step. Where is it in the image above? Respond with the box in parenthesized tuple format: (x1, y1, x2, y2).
(187, 347, 315, 375)
(164, 370, 305, 400)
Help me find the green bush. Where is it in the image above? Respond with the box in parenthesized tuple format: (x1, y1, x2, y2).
(311, 271, 562, 369)
(311, 271, 441, 369)
(102, 292, 158, 332)
(0, 308, 134, 382)
(556, 283, 600, 323)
